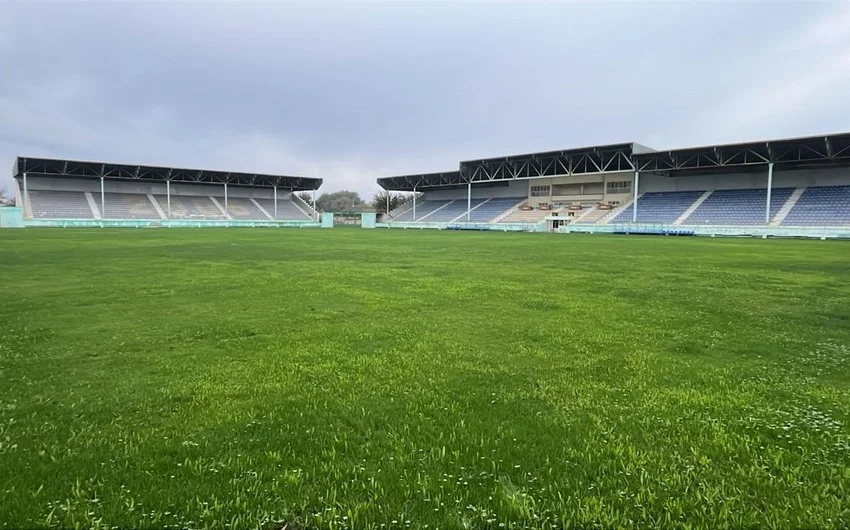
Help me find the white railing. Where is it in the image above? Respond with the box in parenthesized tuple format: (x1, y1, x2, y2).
(291, 193, 317, 219)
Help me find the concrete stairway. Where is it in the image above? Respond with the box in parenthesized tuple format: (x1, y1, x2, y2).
(771, 187, 806, 226)
(490, 199, 528, 223)
(675, 190, 713, 225)
(599, 196, 637, 224)
(448, 198, 491, 223)
(416, 200, 455, 222)
(147, 194, 168, 219)
(84, 192, 102, 219)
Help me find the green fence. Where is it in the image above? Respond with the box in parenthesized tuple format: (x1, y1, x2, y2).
(0, 207, 25, 228)
(361, 213, 376, 228)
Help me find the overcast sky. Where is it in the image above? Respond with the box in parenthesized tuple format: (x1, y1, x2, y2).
(2, 0, 850, 198)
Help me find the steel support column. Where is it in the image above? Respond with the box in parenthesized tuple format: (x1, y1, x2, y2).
(273, 186, 278, 219)
(166, 180, 171, 218)
(632, 170, 640, 223)
(22, 172, 28, 215)
(413, 187, 417, 221)
(467, 181, 472, 221)
(386, 191, 390, 220)
(312, 189, 317, 220)
(765, 162, 774, 225)
(100, 176, 105, 218)
(224, 183, 228, 217)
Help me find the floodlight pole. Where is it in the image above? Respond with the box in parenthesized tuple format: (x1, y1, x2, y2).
(765, 162, 774, 225)
(100, 176, 105, 219)
(632, 170, 640, 223)
(166, 180, 171, 218)
(273, 186, 278, 219)
(413, 186, 417, 221)
(224, 182, 228, 217)
(22, 172, 28, 215)
(467, 181, 471, 222)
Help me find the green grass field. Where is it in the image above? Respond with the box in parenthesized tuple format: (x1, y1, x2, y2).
(1, 228, 849, 529)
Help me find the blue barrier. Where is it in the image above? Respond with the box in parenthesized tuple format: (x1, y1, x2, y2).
(613, 227, 695, 236)
(446, 224, 491, 231)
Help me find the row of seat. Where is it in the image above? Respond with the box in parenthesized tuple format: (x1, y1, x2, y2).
(783, 185, 850, 226)
(24, 191, 313, 220)
(26, 186, 850, 226)
(611, 186, 850, 226)
(388, 197, 526, 223)
(474, 197, 526, 222)
(686, 188, 794, 225)
(613, 191, 705, 224)
(387, 186, 850, 227)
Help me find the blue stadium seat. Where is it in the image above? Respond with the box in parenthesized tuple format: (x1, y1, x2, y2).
(468, 197, 525, 222)
(612, 191, 704, 224)
(391, 200, 451, 222)
(782, 186, 850, 226)
(685, 188, 793, 225)
(424, 199, 488, 222)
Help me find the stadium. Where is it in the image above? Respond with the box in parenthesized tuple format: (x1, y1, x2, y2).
(4, 133, 850, 239)
(2, 157, 326, 228)
(378, 133, 850, 238)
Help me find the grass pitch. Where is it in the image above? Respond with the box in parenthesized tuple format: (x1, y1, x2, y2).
(1, 228, 849, 529)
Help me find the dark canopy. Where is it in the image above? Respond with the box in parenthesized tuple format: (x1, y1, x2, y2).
(633, 133, 850, 176)
(14, 156, 323, 190)
(378, 133, 850, 190)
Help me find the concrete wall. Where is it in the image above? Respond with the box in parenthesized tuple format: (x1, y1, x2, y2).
(18, 176, 285, 199)
(527, 171, 634, 206)
(0, 207, 24, 228)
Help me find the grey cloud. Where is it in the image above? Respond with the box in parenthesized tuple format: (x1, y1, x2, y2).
(1, 1, 847, 199)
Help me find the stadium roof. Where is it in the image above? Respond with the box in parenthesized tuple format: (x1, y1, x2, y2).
(377, 171, 464, 192)
(459, 142, 648, 185)
(378, 133, 850, 191)
(633, 132, 850, 175)
(13, 156, 322, 190)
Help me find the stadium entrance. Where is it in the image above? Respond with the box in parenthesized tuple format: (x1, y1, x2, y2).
(547, 216, 569, 232)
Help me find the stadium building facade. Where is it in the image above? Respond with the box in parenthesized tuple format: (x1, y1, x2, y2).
(377, 133, 850, 238)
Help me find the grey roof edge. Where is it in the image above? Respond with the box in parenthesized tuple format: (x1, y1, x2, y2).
(633, 132, 850, 158)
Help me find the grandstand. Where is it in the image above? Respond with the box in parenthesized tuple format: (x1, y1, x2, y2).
(377, 133, 850, 237)
(4, 133, 850, 237)
(7, 157, 322, 227)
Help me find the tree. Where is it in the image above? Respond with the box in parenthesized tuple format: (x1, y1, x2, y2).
(372, 191, 414, 214)
(296, 192, 314, 207)
(315, 190, 366, 212)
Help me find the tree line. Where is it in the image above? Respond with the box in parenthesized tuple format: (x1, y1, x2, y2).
(297, 190, 418, 214)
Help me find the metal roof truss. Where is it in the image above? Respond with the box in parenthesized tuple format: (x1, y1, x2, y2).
(462, 148, 634, 183)
(635, 135, 850, 173)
